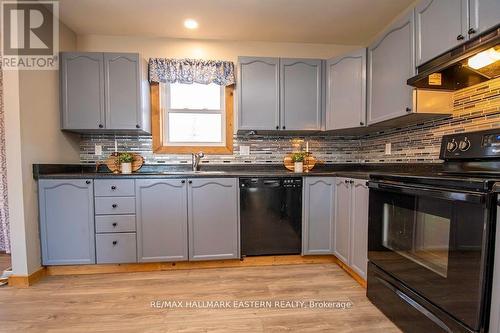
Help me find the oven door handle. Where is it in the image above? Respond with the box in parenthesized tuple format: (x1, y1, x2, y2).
(368, 182, 486, 204)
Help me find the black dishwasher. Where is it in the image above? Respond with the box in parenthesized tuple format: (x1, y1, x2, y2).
(240, 177, 302, 256)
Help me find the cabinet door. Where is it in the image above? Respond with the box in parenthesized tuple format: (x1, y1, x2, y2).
(188, 178, 239, 260)
(470, 0, 500, 35)
(238, 57, 280, 130)
(334, 178, 351, 264)
(350, 179, 369, 280)
(104, 53, 142, 130)
(415, 0, 468, 66)
(280, 59, 323, 130)
(367, 10, 416, 125)
(61, 52, 105, 130)
(326, 49, 366, 130)
(38, 179, 95, 265)
(302, 177, 335, 255)
(136, 179, 188, 262)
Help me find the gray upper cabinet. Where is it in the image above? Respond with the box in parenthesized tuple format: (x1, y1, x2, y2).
(61, 52, 150, 133)
(334, 178, 350, 263)
(469, 0, 500, 35)
(280, 59, 323, 131)
(61, 52, 105, 130)
(38, 179, 95, 265)
(238, 57, 280, 131)
(367, 10, 416, 125)
(350, 179, 369, 280)
(188, 178, 239, 261)
(136, 179, 188, 262)
(302, 177, 335, 255)
(326, 49, 367, 130)
(415, 0, 468, 66)
(104, 53, 142, 130)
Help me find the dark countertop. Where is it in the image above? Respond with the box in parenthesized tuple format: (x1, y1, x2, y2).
(33, 163, 443, 180)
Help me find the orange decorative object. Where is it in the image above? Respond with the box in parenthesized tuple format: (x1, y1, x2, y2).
(105, 153, 144, 173)
(283, 153, 317, 172)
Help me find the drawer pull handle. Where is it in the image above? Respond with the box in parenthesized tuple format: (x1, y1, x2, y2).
(112, 241, 118, 246)
(111, 186, 117, 190)
(112, 204, 118, 208)
(85, 180, 91, 185)
(112, 223, 117, 227)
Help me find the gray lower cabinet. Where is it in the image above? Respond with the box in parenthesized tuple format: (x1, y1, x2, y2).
(135, 179, 188, 262)
(470, 0, 500, 35)
(96, 233, 137, 264)
(367, 9, 415, 125)
(188, 178, 239, 261)
(61, 52, 150, 133)
(302, 177, 335, 255)
(326, 48, 367, 131)
(61, 52, 105, 130)
(280, 58, 323, 131)
(238, 57, 280, 131)
(38, 179, 95, 265)
(334, 178, 369, 280)
(415, 0, 468, 66)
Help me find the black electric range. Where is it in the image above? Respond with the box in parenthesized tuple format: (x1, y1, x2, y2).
(367, 128, 500, 333)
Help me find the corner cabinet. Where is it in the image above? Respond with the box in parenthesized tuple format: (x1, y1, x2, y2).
(61, 52, 150, 133)
(38, 179, 95, 265)
(367, 9, 416, 125)
(334, 178, 369, 280)
(302, 177, 335, 255)
(135, 179, 188, 262)
(237, 57, 280, 131)
(238, 57, 324, 131)
(326, 49, 367, 131)
(469, 0, 500, 36)
(280, 59, 323, 131)
(188, 178, 239, 261)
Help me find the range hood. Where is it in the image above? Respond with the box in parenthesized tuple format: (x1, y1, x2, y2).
(408, 25, 500, 90)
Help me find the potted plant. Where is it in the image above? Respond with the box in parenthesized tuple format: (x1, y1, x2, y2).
(291, 152, 307, 173)
(118, 152, 134, 174)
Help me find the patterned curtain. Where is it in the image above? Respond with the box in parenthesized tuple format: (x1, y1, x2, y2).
(148, 58, 235, 86)
(0, 63, 10, 253)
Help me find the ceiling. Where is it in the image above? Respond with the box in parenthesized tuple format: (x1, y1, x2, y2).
(58, 0, 414, 45)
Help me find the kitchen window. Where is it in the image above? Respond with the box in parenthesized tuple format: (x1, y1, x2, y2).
(150, 82, 234, 154)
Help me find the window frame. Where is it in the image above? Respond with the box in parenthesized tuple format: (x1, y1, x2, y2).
(150, 82, 234, 155)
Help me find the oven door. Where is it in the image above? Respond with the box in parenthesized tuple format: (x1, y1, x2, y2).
(368, 181, 493, 331)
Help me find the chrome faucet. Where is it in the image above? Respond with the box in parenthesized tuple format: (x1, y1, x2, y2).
(192, 152, 205, 171)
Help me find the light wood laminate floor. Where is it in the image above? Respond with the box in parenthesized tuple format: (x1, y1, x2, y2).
(0, 264, 401, 332)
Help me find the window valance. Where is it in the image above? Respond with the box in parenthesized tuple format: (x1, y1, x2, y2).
(148, 58, 235, 86)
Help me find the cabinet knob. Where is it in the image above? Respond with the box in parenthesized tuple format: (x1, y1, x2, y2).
(350, 180, 354, 184)
(136, 124, 140, 129)
(405, 107, 412, 113)
(98, 124, 104, 128)
(188, 180, 193, 184)
(468, 28, 476, 35)
(276, 126, 279, 130)
(112, 222, 117, 227)
(282, 126, 286, 130)
(111, 186, 116, 190)
(112, 204, 118, 208)
(359, 121, 364, 126)
(457, 34, 465, 40)
(181, 180, 186, 184)
(85, 180, 91, 185)
(112, 240, 118, 246)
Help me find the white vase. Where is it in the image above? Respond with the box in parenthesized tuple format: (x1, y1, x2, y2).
(121, 162, 132, 174)
(294, 162, 303, 173)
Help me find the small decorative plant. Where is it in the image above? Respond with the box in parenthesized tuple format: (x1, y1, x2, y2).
(291, 152, 307, 163)
(118, 152, 134, 164)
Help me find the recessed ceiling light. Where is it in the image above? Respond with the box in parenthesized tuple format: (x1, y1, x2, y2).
(184, 19, 198, 30)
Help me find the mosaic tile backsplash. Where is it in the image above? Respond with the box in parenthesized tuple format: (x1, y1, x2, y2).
(80, 78, 500, 165)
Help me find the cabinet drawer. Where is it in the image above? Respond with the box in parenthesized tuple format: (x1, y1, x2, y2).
(95, 215, 136, 233)
(96, 233, 137, 264)
(95, 197, 135, 215)
(94, 179, 135, 197)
